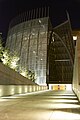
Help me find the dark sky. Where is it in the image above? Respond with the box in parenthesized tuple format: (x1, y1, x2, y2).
(0, 0, 80, 41)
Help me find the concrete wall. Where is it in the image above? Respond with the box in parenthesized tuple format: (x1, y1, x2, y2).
(0, 63, 48, 97)
(0, 85, 47, 97)
(72, 35, 80, 101)
(0, 62, 36, 85)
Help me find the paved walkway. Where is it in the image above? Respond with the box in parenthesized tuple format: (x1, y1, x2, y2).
(0, 90, 80, 120)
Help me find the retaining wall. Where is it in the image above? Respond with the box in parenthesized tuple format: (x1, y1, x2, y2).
(0, 63, 48, 97)
(0, 85, 47, 97)
(0, 62, 35, 85)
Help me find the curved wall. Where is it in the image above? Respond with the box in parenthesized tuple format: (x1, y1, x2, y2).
(6, 17, 49, 85)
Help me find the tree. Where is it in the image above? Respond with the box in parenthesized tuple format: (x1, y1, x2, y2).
(9, 51, 19, 70)
(0, 35, 36, 82)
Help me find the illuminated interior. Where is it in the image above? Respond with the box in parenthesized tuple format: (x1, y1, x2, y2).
(49, 84, 72, 90)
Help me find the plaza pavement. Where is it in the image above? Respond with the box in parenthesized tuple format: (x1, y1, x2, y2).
(0, 90, 80, 120)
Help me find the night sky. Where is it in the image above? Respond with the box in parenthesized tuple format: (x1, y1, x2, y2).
(0, 0, 80, 42)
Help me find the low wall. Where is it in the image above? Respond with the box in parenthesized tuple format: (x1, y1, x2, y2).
(0, 85, 48, 97)
(0, 63, 48, 97)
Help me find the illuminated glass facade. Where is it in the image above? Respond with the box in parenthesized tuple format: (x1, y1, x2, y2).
(6, 11, 75, 86)
(6, 17, 51, 85)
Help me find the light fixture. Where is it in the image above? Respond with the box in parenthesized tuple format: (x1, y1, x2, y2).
(24, 37, 27, 40)
(52, 37, 54, 42)
(39, 20, 41, 23)
(0, 89, 2, 96)
(33, 51, 36, 54)
(41, 58, 43, 61)
(20, 71, 26, 77)
(73, 36, 77, 40)
(1, 58, 7, 64)
(11, 88, 14, 95)
(10, 61, 17, 69)
(10, 56, 19, 69)
(19, 87, 22, 94)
